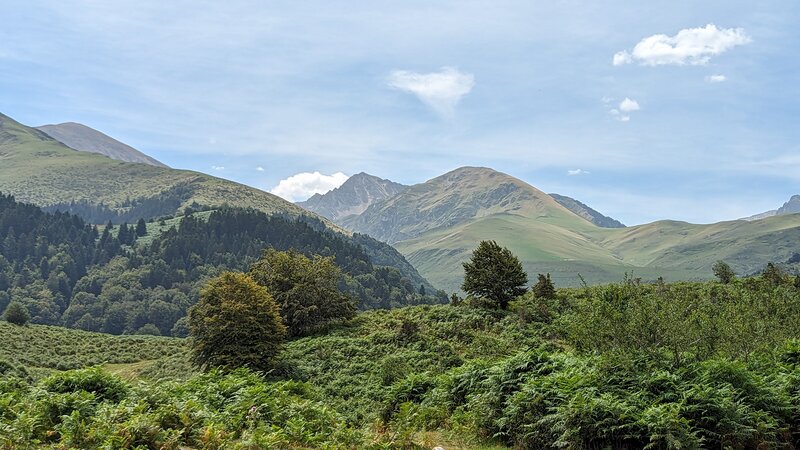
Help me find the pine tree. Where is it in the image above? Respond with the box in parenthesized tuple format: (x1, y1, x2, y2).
(136, 218, 147, 237)
(533, 273, 556, 299)
(462, 240, 528, 309)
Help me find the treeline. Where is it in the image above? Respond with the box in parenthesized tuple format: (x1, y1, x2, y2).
(0, 194, 446, 336)
(41, 183, 196, 224)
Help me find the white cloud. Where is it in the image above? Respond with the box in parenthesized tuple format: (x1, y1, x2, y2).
(705, 74, 727, 83)
(608, 97, 640, 122)
(211, 165, 225, 170)
(270, 171, 349, 202)
(388, 67, 475, 117)
(567, 169, 590, 176)
(613, 24, 751, 66)
(256, 166, 265, 171)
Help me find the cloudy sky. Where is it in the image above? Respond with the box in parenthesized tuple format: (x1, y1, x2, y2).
(2, 0, 798, 225)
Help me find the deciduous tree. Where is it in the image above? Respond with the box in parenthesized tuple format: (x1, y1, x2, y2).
(462, 240, 528, 309)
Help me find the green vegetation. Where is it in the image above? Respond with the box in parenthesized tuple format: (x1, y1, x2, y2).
(3, 301, 29, 326)
(250, 249, 356, 337)
(4, 267, 800, 448)
(0, 194, 445, 337)
(189, 272, 286, 371)
(462, 240, 528, 309)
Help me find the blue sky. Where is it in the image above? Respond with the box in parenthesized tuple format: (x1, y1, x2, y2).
(1, 0, 798, 225)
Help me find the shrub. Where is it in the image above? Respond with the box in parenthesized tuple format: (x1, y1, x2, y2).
(4, 301, 29, 326)
(42, 368, 129, 403)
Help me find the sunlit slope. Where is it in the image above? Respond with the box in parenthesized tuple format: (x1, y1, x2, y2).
(395, 213, 700, 290)
(399, 212, 800, 291)
(0, 113, 308, 218)
(342, 166, 595, 243)
(587, 214, 800, 273)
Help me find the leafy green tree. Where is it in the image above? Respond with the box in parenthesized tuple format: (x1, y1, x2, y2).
(462, 240, 528, 309)
(712, 260, 735, 284)
(795, 275, 800, 290)
(188, 272, 286, 371)
(4, 301, 30, 325)
(532, 273, 556, 299)
(249, 249, 356, 337)
(135, 218, 147, 237)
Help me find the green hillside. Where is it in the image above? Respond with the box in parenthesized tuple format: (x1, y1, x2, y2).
(0, 113, 309, 222)
(4, 275, 800, 449)
(343, 167, 800, 291)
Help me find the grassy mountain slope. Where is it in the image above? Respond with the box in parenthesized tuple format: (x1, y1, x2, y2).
(342, 167, 595, 244)
(0, 113, 308, 221)
(298, 172, 408, 221)
(37, 122, 168, 167)
(343, 167, 800, 291)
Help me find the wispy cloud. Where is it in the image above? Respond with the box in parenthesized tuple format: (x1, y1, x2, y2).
(608, 97, 640, 122)
(211, 165, 225, 171)
(567, 169, 590, 176)
(705, 74, 727, 83)
(270, 171, 349, 202)
(388, 67, 475, 117)
(256, 166, 264, 172)
(613, 24, 750, 66)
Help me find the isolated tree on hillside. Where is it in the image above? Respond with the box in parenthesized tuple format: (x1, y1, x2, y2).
(533, 273, 556, 299)
(712, 261, 735, 284)
(249, 249, 356, 337)
(4, 301, 30, 326)
(188, 272, 286, 371)
(462, 240, 528, 309)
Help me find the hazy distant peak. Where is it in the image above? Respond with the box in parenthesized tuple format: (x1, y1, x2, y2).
(298, 172, 408, 221)
(36, 122, 168, 168)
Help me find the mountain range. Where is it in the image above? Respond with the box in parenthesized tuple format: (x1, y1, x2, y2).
(301, 167, 800, 291)
(3, 110, 799, 293)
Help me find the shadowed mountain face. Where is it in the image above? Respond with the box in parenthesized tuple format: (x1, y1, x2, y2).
(37, 122, 168, 168)
(298, 172, 407, 221)
(335, 166, 800, 292)
(549, 193, 625, 228)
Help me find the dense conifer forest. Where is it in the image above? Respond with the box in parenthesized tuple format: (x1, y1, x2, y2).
(0, 193, 446, 336)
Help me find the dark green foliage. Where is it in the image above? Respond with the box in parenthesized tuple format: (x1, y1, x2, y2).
(3, 301, 29, 325)
(795, 275, 800, 289)
(712, 260, 735, 284)
(42, 367, 129, 402)
(763, 262, 786, 286)
(462, 240, 528, 309)
(532, 273, 556, 299)
(0, 195, 442, 336)
(135, 218, 147, 237)
(249, 249, 356, 337)
(188, 272, 286, 371)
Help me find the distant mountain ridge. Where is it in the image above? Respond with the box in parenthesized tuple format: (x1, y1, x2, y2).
(741, 195, 800, 221)
(549, 193, 625, 228)
(333, 166, 800, 291)
(37, 122, 168, 167)
(298, 172, 407, 221)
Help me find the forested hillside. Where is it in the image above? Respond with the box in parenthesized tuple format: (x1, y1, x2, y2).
(0, 194, 444, 336)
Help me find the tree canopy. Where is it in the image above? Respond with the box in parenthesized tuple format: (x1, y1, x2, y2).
(462, 240, 528, 309)
(250, 249, 356, 337)
(188, 272, 286, 371)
